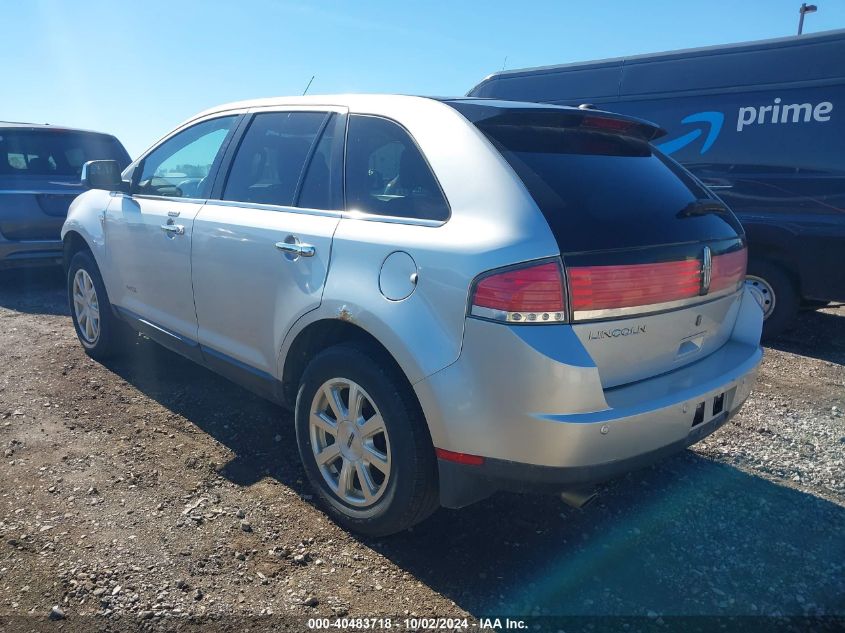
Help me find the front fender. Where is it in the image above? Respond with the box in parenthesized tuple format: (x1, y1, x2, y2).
(61, 189, 114, 278)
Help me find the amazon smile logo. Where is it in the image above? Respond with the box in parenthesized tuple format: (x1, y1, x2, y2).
(655, 111, 724, 156)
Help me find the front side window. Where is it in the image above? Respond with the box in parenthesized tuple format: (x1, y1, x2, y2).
(345, 115, 448, 221)
(135, 116, 236, 198)
(223, 111, 327, 207)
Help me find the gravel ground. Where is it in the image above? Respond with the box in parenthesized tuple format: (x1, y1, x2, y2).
(0, 267, 843, 631)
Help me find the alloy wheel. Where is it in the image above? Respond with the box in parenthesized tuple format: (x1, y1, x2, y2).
(309, 378, 391, 508)
(72, 269, 101, 344)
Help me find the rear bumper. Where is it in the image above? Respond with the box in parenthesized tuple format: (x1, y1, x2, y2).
(415, 287, 764, 508)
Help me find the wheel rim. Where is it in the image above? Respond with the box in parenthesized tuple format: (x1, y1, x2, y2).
(309, 378, 391, 508)
(745, 275, 776, 320)
(72, 269, 101, 345)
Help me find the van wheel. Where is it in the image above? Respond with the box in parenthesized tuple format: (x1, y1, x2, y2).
(745, 259, 798, 339)
(67, 250, 125, 360)
(294, 344, 439, 536)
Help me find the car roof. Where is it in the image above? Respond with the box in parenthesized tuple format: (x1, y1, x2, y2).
(193, 93, 597, 118)
(0, 121, 119, 138)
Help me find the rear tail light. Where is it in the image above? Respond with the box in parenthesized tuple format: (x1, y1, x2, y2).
(710, 247, 747, 293)
(469, 260, 566, 324)
(567, 246, 747, 320)
(580, 115, 635, 133)
(569, 259, 702, 313)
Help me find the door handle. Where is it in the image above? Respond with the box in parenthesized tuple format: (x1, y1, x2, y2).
(160, 223, 185, 235)
(275, 241, 315, 258)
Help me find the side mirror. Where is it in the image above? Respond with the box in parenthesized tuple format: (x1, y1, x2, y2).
(81, 160, 128, 192)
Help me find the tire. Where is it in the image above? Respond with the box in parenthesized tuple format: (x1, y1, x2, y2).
(745, 259, 799, 339)
(67, 250, 126, 360)
(294, 343, 439, 536)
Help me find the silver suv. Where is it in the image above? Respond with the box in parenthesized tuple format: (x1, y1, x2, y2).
(62, 96, 763, 535)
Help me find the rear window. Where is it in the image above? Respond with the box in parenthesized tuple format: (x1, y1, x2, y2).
(0, 129, 129, 178)
(467, 110, 743, 252)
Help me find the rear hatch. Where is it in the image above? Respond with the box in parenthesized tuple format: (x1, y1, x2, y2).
(0, 127, 130, 240)
(452, 102, 747, 388)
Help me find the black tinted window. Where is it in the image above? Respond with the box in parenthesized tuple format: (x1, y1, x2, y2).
(137, 116, 236, 198)
(345, 115, 448, 221)
(297, 114, 340, 210)
(477, 119, 742, 251)
(0, 130, 128, 178)
(223, 112, 327, 207)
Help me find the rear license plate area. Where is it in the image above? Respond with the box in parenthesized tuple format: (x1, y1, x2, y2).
(690, 390, 731, 428)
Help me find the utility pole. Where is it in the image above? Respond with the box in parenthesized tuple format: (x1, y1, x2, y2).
(798, 3, 818, 35)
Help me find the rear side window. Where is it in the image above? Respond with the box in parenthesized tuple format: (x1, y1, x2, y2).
(345, 115, 449, 221)
(223, 111, 327, 207)
(474, 114, 742, 251)
(0, 130, 128, 178)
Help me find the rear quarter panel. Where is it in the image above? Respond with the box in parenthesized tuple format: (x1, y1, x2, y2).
(278, 97, 560, 384)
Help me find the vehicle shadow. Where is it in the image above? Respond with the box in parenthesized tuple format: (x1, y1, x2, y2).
(377, 456, 845, 617)
(101, 337, 845, 618)
(765, 306, 845, 365)
(100, 337, 308, 493)
(0, 266, 67, 316)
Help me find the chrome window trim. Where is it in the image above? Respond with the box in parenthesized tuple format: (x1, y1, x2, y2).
(203, 198, 343, 219)
(130, 194, 208, 204)
(341, 209, 445, 227)
(571, 285, 742, 323)
(246, 104, 348, 115)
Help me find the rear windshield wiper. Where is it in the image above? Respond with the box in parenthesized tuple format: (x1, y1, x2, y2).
(677, 199, 729, 218)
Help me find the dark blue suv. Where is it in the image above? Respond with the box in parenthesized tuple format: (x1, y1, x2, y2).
(469, 29, 845, 337)
(0, 122, 130, 269)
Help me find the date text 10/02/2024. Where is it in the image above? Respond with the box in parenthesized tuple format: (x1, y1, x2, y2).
(306, 617, 527, 630)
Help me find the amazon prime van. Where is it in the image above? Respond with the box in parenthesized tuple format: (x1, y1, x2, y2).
(469, 29, 845, 336)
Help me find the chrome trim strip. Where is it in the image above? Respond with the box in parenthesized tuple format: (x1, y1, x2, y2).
(131, 194, 209, 204)
(341, 209, 445, 227)
(701, 245, 712, 294)
(572, 286, 741, 322)
(203, 199, 343, 219)
(246, 104, 348, 114)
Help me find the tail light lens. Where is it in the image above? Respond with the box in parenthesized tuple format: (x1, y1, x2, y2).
(470, 260, 566, 323)
(569, 260, 702, 313)
(710, 247, 747, 293)
(568, 246, 748, 319)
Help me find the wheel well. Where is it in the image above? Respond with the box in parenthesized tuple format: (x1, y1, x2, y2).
(282, 319, 417, 411)
(747, 249, 801, 295)
(62, 231, 91, 271)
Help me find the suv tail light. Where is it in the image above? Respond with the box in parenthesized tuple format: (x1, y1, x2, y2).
(469, 260, 567, 323)
(710, 247, 747, 293)
(568, 259, 703, 313)
(567, 246, 748, 320)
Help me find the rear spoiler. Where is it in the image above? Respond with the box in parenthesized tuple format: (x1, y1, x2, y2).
(451, 103, 667, 142)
